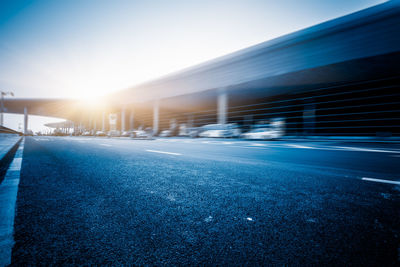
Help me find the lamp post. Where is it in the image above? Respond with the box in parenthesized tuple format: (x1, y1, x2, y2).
(1, 91, 14, 127)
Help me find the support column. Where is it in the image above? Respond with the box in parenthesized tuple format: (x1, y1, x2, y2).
(0, 95, 3, 127)
(102, 111, 106, 132)
(93, 116, 97, 133)
(24, 107, 28, 135)
(153, 99, 159, 134)
(121, 106, 126, 132)
(187, 114, 194, 127)
(217, 90, 228, 124)
(129, 109, 135, 131)
(88, 114, 92, 132)
(79, 118, 83, 134)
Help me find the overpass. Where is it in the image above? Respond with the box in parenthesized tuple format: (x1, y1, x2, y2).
(3, 1, 400, 136)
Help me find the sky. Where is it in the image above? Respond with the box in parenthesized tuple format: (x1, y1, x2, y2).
(0, 0, 387, 132)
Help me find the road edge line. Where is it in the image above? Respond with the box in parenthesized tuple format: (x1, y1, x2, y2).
(0, 138, 25, 266)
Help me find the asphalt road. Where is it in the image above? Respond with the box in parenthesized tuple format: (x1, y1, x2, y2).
(9, 137, 400, 266)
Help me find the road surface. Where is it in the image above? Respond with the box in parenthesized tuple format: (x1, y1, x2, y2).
(8, 136, 400, 265)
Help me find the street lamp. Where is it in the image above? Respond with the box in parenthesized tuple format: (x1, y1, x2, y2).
(1, 91, 14, 127)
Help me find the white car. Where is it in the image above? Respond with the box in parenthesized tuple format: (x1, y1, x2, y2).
(132, 130, 150, 139)
(242, 118, 285, 140)
(159, 129, 172, 137)
(95, 131, 106, 136)
(108, 130, 121, 137)
(241, 128, 283, 140)
(121, 131, 132, 137)
(198, 123, 241, 138)
(179, 126, 200, 138)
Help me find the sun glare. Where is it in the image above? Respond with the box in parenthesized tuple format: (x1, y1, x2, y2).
(79, 95, 106, 110)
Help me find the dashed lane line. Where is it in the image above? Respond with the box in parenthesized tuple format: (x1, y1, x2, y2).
(146, 149, 182, 156)
(335, 146, 400, 154)
(285, 144, 314, 149)
(250, 143, 267, 147)
(100, 144, 112, 147)
(362, 177, 400, 185)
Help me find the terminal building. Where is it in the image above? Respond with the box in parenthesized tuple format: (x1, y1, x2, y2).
(3, 1, 400, 138)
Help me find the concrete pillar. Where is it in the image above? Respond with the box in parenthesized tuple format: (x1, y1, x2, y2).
(0, 94, 4, 127)
(153, 99, 159, 134)
(121, 107, 126, 132)
(79, 118, 83, 134)
(187, 114, 195, 128)
(88, 115, 92, 131)
(303, 103, 316, 136)
(93, 116, 97, 133)
(102, 111, 106, 132)
(23, 107, 28, 135)
(217, 90, 228, 124)
(129, 109, 134, 131)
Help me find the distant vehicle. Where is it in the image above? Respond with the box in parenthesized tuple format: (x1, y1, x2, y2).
(53, 129, 67, 136)
(131, 129, 151, 139)
(95, 131, 106, 136)
(198, 123, 241, 138)
(108, 130, 121, 137)
(82, 131, 92, 136)
(178, 124, 200, 137)
(241, 118, 285, 140)
(159, 129, 172, 137)
(121, 131, 131, 137)
(178, 124, 187, 136)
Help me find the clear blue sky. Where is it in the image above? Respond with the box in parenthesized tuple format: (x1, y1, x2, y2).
(0, 0, 386, 132)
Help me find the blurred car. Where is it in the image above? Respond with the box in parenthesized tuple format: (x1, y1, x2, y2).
(159, 129, 172, 137)
(178, 124, 187, 136)
(178, 124, 200, 138)
(241, 118, 285, 140)
(241, 127, 282, 140)
(131, 129, 151, 139)
(108, 130, 121, 137)
(82, 131, 92, 136)
(121, 131, 131, 137)
(95, 131, 106, 136)
(198, 123, 241, 138)
(187, 127, 200, 138)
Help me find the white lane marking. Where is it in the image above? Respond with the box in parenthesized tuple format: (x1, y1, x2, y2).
(8, 158, 22, 171)
(335, 146, 400, 154)
(100, 144, 112, 147)
(362, 177, 400, 185)
(146, 149, 182, 156)
(251, 143, 267, 147)
(286, 144, 313, 149)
